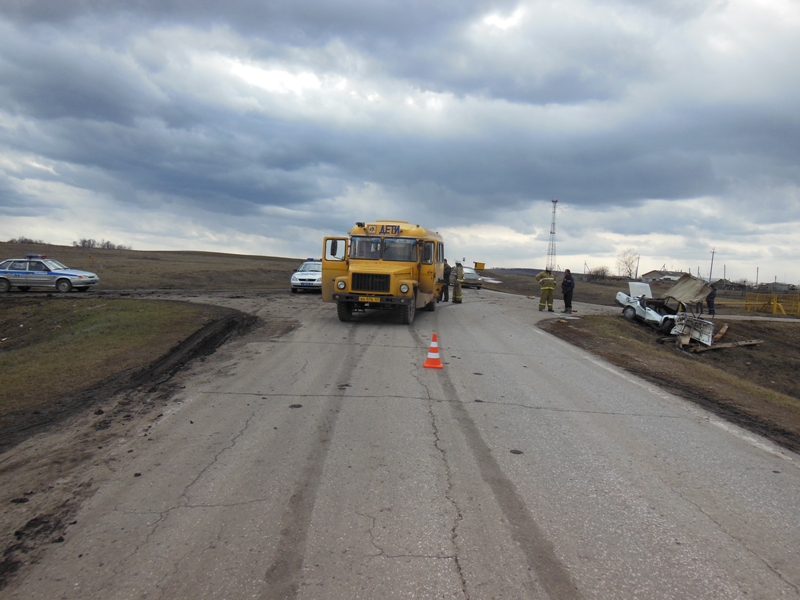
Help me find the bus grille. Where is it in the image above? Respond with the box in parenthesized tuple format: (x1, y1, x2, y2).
(352, 273, 390, 293)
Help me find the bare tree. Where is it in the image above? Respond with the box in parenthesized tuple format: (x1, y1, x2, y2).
(7, 237, 44, 244)
(72, 238, 131, 250)
(586, 266, 610, 281)
(616, 248, 638, 279)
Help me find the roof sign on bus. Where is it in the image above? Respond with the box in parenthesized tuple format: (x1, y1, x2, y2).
(366, 224, 401, 235)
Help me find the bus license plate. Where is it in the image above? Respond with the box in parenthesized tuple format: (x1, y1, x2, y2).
(359, 296, 380, 303)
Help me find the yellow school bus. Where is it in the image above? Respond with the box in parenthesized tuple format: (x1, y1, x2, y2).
(322, 220, 445, 323)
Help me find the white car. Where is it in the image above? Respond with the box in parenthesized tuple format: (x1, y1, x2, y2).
(615, 281, 683, 333)
(615, 275, 715, 344)
(290, 260, 322, 292)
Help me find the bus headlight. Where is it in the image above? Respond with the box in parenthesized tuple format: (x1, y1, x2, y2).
(337, 280, 346, 290)
(400, 284, 409, 293)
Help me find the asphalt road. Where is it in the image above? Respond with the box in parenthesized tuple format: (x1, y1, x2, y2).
(7, 289, 799, 599)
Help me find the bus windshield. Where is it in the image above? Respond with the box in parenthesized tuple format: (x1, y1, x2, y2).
(382, 238, 417, 262)
(349, 236, 419, 261)
(350, 236, 382, 259)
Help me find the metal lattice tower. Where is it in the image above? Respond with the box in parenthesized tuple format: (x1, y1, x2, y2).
(546, 198, 558, 271)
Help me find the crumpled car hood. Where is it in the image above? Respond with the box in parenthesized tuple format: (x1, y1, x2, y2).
(663, 274, 712, 304)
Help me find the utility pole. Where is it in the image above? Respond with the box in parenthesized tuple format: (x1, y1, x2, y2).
(709, 248, 715, 282)
(546, 198, 558, 271)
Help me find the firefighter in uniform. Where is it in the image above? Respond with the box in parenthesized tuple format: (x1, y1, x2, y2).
(535, 268, 555, 311)
(452, 262, 464, 304)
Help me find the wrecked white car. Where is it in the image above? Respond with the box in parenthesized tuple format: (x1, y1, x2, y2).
(615, 275, 715, 345)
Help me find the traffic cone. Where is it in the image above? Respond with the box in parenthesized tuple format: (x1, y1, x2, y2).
(423, 333, 444, 369)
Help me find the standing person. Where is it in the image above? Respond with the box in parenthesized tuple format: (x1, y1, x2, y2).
(535, 268, 556, 311)
(561, 269, 575, 314)
(452, 262, 464, 304)
(706, 284, 717, 317)
(440, 259, 452, 302)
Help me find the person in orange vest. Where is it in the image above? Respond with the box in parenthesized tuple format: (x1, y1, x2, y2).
(535, 268, 555, 311)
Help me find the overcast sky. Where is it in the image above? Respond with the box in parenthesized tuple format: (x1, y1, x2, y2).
(1, 0, 798, 283)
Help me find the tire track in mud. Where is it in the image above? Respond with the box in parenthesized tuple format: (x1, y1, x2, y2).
(261, 325, 375, 600)
(0, 311, 259, 455)
(0, 309, 264, 592)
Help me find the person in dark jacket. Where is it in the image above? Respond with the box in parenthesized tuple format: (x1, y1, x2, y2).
(706, 285, 717, 317)
(441, 259, 452, 302)
(561, 269, 575, 314)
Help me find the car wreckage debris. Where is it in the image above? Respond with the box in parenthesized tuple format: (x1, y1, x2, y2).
(713, 324, 729, 343)
(687, 339, 764, 353)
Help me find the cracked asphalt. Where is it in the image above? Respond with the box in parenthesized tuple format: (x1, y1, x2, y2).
(4, 289, 799, 599)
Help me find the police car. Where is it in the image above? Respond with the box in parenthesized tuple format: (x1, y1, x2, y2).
(290, 259, 322, 293)
(0, 254, 100, 293)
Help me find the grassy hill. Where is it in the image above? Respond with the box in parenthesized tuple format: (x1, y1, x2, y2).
(0, 242, 303, 291)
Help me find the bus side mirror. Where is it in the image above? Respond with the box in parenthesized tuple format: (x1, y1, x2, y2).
(325, 238, 346, 261)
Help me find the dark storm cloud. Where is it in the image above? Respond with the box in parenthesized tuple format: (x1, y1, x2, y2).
(0, 35, 162, 125)
(0, 1, 798, 279)
(1, 0, 514, 43)
(1, 0, 652, 105)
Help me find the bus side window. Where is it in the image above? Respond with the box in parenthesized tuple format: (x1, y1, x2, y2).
(438, 243, 445, 264)
(422, 242, 434, 264)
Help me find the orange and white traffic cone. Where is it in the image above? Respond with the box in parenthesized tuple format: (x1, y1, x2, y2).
(423, 333, 444, 369)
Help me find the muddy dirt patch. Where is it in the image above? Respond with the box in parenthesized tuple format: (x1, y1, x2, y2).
(0, 308, 273, 592)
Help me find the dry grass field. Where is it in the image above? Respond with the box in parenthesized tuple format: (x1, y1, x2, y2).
(0, 241, 304, 291)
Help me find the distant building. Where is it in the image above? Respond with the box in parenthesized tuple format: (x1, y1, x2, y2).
(758, 282, 793, 293)
(711, 279, 747, 294)
(640, 270, 687, 283)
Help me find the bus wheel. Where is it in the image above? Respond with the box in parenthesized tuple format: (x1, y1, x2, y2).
(425, 298, 435, 312)
(337, 301, 353, 322)
(400, 295, 416, 324)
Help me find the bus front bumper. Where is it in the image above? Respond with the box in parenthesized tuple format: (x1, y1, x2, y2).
(332, 293, 413, 305)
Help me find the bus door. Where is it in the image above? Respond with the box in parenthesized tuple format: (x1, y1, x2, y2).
(418, 240, 437, 297)
(322, 237, 348, 301)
